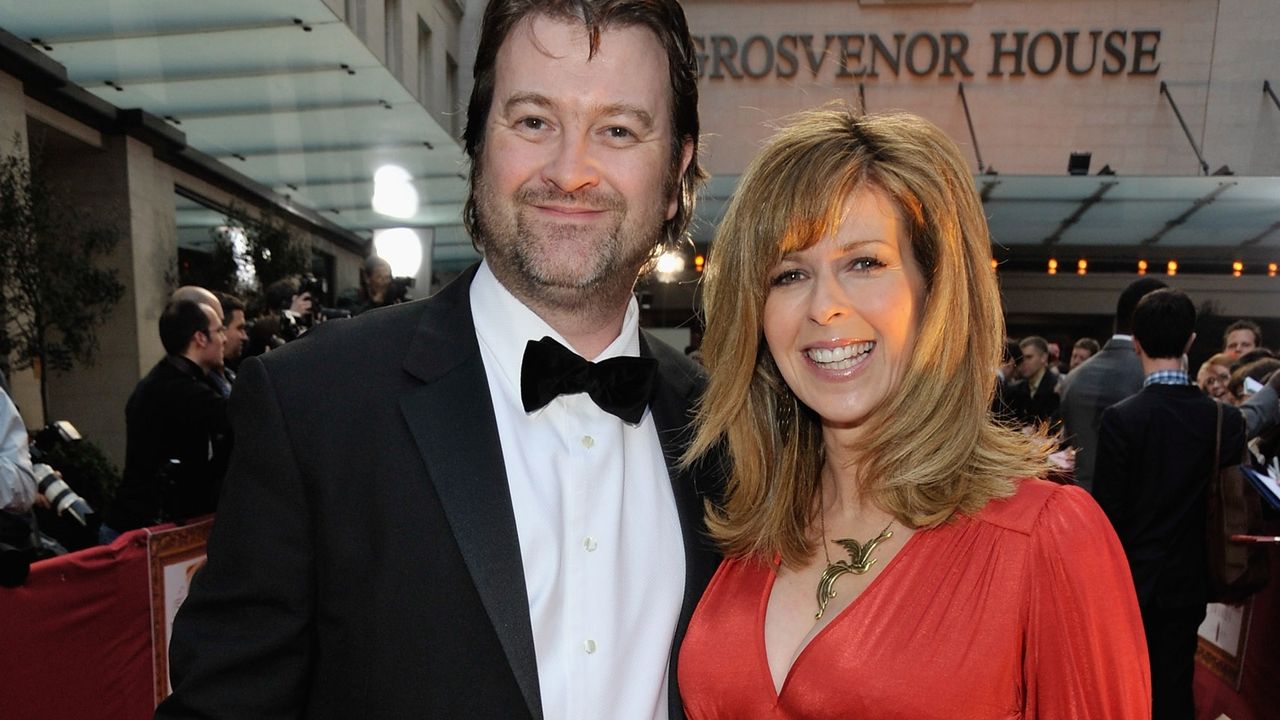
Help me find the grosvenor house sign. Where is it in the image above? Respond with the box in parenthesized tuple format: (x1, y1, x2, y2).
(692, 29, 1162, 80)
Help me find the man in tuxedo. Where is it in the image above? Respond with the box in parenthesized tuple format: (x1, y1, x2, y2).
(1006, 335, 1060, 427)
(1093, 289, 1246, 720)
(158, 2, 717, 719)
(1057, 277, 1166, 492)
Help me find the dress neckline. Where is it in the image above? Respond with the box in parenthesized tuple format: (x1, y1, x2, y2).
(757, 527, 922, 698)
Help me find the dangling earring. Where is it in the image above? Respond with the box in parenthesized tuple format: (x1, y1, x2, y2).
(777, 387, 797, 441)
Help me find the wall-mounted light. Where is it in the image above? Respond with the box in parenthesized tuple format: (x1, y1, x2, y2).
(1067, 152, 1092, 176)
(990, 258, 998, 272)
(695, 254, 705, 273)
(1137, 259, 1148, 275)
(1047, 258, 1058, 275)
(1167, 260, 1178, 276)
(1076, 259, 1088, 275)
(1269, 263, 1277, 278)
(1232, 261, 1244, 277)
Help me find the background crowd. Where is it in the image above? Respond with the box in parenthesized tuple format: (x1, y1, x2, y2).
(994, 279, 1279, 718)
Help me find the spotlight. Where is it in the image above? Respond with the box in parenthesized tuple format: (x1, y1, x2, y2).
(1137, 259, 1148, 275)
(1167, 260, 1178, 276)
(653, 250, 685, 281)
(1077, 259, 1087, 275)
(694, 255, 705, 273)
(1047, 258, 1058, 275)
(1269, 263, 1277, 278)
(1232, 261, 1243, 277)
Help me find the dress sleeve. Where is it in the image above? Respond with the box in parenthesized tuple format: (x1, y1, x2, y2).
(1023, 484, 1151, 719)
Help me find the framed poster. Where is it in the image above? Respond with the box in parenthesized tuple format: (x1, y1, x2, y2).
(148, 519, 214, 706)
(1197, 600, 1253, 687)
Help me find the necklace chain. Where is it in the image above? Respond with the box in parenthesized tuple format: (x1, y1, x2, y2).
(816, 490, 894, 620)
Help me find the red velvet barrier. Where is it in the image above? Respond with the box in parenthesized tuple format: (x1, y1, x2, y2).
(2, 528, 157, 720)
(0, 520, 211, 720)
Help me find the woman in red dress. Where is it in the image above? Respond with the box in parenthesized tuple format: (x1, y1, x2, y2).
(679, 108, 1151, 718)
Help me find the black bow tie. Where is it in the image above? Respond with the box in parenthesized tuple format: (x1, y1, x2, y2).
(520, 336, 658, 424)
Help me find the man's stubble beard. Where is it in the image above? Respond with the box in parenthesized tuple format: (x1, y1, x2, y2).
(473, 174, 668, 315)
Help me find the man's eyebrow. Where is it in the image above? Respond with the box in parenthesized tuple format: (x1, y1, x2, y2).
(501, 91, 556, 115)
(597, 103, 655, 131)
(500, 93, 655, 131)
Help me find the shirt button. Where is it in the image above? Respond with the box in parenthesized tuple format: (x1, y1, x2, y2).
(583, 537, 598, 552)
(584, 639, 597, 654)
(581, 435, 595, 449)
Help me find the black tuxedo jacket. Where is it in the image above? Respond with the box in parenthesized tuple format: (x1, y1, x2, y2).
(1093, 384, 1246, 610)
(159, 267, 722, 719)
(1007, 369, 1061, 427)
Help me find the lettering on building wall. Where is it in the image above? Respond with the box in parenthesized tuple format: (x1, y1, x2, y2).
(692, 29, 1161, 80)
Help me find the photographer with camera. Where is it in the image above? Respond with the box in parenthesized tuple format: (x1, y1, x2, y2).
(0, 387, 89, 586)
(0, 389, 38, 516)
(244, 275, 351, 359)
(342, 256, 411, 316)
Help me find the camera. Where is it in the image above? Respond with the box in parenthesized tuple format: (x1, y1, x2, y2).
(31, 420, 94, 527)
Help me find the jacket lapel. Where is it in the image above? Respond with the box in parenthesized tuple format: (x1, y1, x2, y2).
(398, 267, 543, 720)
(640, 331, 722, 719)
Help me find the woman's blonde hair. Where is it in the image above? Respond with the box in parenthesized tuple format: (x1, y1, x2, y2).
(686, 106, 1052, 566)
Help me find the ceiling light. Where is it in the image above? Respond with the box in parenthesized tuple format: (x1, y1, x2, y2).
(371, 165, 419, 219)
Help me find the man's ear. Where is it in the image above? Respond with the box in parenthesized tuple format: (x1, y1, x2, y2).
(1132, 337, 1145, 358)
(1182, 331, 1197, 356)
(666, 138, 695, 221)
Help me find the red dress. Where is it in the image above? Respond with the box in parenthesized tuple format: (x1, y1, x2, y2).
(678, 480, 1151, 719)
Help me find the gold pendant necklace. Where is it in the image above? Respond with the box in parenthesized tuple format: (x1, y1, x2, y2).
(815, 498, 894, 620)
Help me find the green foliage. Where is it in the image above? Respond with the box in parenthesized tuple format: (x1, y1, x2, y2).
(0, 141, 125, 413)
(41, 436, 122, 513)
(207, 204, 312, 303)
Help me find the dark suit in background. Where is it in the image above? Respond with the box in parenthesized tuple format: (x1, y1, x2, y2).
(1058, 336, 1144, 492)
(106, 356, 230, 532)
(158, 270, 721, 719)
(1006, 368, 1060, 428)
(1093, 384, 1246, 720)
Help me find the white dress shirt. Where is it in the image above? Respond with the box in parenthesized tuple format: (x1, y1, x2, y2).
(471, 261, 684, 720)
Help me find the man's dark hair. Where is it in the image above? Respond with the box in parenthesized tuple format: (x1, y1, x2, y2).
(1073, 337, 1101, 355)
(264, 277, 302, 313)
(1003, 339, 1022, 364)
(1132, 288, 1196, 359)
(1019, 335, 1049, 356)
(1223, 318, 1262, 348)
(461, 0, 707, 250)
(159, 300, 212, 356)
(1114, 277, 1168, 334)
(216, 291, 245, 321)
